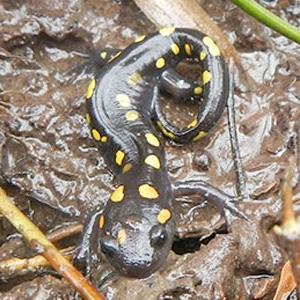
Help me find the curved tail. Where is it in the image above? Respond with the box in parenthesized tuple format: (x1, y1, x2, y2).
(153, 28, 229, 143)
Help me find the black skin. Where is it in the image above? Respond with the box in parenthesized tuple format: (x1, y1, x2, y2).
(74, 28, 245, 278)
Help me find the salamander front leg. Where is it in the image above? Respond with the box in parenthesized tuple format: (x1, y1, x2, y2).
(73, 211, 102, 276)
(173, 180, 248, 222)
(68, 47, 122, 76)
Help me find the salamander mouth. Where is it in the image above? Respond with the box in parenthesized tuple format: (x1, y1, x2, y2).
(117, 257, 163, 278)
(109, 233, 172, 278)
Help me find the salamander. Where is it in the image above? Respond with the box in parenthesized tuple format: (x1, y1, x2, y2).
(75, 27, 234, 278)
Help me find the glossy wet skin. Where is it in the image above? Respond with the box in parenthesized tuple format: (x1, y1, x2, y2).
(97, 166, 176, 277)
(101, 213, 175, 277)
(82, 28, 229, 277)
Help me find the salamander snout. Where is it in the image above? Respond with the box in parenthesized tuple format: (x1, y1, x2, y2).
(100, 215, 175, 278)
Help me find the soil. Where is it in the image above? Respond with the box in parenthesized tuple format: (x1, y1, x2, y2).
(0, 0, 299, 299)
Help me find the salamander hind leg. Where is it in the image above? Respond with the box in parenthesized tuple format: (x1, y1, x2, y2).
(66, 48, 122, 77)
(87, 47, 122, 73)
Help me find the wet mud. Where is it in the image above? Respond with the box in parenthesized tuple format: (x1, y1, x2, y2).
(0, 0, 299, 299)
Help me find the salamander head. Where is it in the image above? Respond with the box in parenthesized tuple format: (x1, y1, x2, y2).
(100, 213, 175, 278)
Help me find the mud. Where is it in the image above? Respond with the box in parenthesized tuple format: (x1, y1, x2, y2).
(0, 0, 299, 299)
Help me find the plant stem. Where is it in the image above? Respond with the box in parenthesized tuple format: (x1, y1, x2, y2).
(232, 0, 300, 44)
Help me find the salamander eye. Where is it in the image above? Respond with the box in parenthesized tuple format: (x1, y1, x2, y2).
(100, 236, 119, 256)
(150, 225, 167, 247)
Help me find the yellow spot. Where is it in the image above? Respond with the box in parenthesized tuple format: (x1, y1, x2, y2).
(200, 51, 207, 61)
(159, 27, 175, 36)
(117, 229, 126, 244)
(170, 43, 180, 55)
(157, 121, 176, 140)
(203, 36, 221, 56)
(128, 72, 142, 86)
(157, 209, 171, 224)
(192, 131, 207, 142)
(187, 119, 197, 129)
(108, 51, 122, 62)
(86, 78, 96, 99)
(115, 150, 125, 166)
(86, 113, 91, 126)
(99, 215, 105, 229)
(156, 58, 166, 69)
(125, 110, 139, 122)
(184, 44, 192, 56)
(145, 133, 160, 147)
(144, 154, 160, 169)
(100, 51, 107, 59)
(110, 185, 124, 202)
(91, 128, 101, 141)
(139, 184, 159, 199)
(116, 94, 131, 107)
(194, 86, 203, 95)
(101, 136, 108, 143)
(122, 163, 132, 174)
(203, 71, 212, 85)
(135, 35, 145, 43)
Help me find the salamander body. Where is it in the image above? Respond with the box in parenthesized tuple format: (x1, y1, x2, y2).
(83, 27, 229, 278)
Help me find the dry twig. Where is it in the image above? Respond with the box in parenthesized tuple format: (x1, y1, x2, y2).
(273, 261, 296, 300)
(0, 247, 74, 280)
(273, 157, 300, 298)
(0, 187, 105, 300)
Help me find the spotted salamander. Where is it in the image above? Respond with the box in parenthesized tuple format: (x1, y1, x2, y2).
(75, 27, 234, 278)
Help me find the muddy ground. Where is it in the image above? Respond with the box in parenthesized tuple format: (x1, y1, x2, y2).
(0, 0, 299, 299)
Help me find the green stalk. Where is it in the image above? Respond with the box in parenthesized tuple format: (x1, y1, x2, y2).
(232, 0, 300, 44)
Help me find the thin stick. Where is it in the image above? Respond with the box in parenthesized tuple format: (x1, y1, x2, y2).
(0, 247, 74, 280)
(0, 223, 83, 262)
(227, 60, 247, 199)
(47, 223, 83, 243)
(0, 187, 105, 300)
(281, 158, 296, 228)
